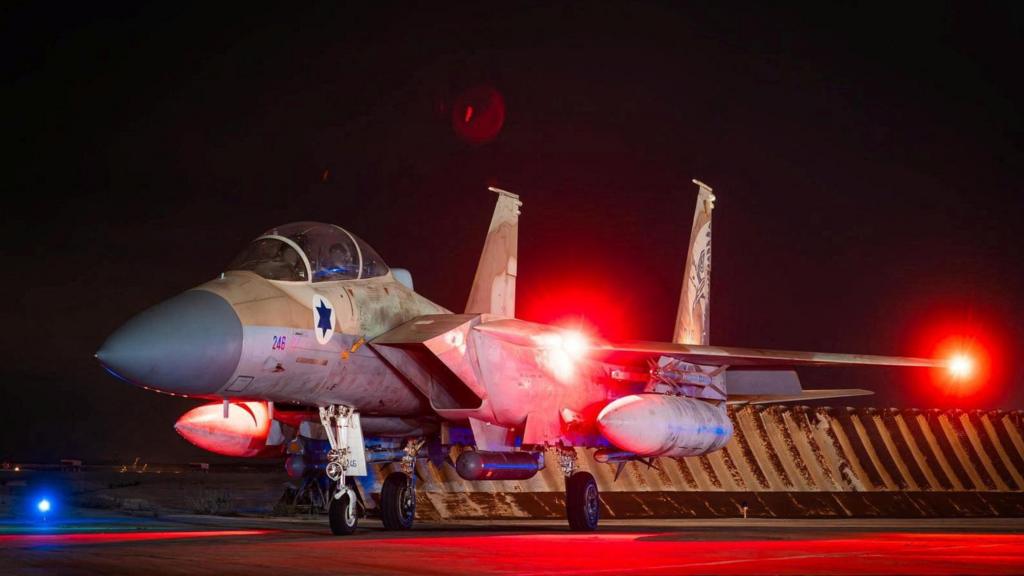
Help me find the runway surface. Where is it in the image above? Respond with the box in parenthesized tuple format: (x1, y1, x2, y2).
(2, 515, 1023, 575)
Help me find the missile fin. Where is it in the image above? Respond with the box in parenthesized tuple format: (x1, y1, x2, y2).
(613, 461, 627, 482)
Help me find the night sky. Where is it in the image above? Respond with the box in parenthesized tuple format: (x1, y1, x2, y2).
(4, 4, 1022, 463)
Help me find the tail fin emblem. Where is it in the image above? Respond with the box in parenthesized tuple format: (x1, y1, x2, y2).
(673, 180, 715, 345)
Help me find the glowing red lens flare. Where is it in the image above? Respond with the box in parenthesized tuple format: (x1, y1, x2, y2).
(948, 353, 974, 380)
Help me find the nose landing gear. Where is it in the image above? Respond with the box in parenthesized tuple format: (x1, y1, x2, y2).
(319, 405, 366, 536)
(328, 480, 359, 535)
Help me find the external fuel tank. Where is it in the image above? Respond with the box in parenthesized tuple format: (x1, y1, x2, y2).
(596, 394, 733, 457)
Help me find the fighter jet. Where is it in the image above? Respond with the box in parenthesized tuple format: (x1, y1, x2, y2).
(97, 181, 947, 533)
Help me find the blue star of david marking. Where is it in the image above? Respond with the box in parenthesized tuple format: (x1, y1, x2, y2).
(315, 299, 333, 338)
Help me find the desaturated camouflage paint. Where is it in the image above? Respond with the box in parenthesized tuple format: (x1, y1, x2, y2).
(194, 269, 448, 413)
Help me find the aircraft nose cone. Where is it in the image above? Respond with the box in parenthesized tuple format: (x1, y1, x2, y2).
(96, 290, 242, 396)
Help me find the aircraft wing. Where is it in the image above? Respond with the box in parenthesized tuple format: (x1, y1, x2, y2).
(591, 341, 945, 404)
(726, 388, 875, 405)
(595, 341, 945, 368)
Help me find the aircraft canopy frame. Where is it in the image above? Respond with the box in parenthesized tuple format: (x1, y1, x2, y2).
(226, 222, 388, 283)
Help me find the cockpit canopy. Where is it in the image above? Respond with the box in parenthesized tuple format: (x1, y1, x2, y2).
(227, 222, 388, 282)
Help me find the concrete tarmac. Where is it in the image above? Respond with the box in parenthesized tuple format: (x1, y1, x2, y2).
(2, 514, 1023, 575)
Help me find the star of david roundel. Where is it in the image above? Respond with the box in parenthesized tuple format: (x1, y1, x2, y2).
(312, 295, 335, 345)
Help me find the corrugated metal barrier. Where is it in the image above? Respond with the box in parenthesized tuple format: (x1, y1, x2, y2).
(365, 407, 1024, 519)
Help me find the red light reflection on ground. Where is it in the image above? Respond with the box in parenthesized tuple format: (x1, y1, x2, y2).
(0, 530, 269, 547)
(3, 526, 1021, 574)
(366, 531, 1024, 575)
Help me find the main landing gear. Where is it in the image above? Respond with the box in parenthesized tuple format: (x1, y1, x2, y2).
(380, 438, 421, 530)
(566, 472, 600, 531)
(560, 447, 600, 531)
(380, 472, 416, 530)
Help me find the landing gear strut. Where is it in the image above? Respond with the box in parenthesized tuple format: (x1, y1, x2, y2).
(319, 405, 363, 536)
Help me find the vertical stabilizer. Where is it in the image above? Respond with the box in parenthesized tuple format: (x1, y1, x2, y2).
(673, 180, 715, 345)
(465, 187, 522, 317)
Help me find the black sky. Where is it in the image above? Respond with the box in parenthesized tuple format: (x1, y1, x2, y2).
(3, 3, 1022, 462)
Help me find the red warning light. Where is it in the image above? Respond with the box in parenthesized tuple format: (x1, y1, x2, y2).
(906, 305, 1008, 407)
(561, 330, 590, 359)
(929, 334, 990, 400)
(948, 353, 974, 380)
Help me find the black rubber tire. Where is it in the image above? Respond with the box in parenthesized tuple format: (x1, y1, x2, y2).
(380, 472, 416, 530)
(566, 471, 600, 531)
(328, 491, 358, 535)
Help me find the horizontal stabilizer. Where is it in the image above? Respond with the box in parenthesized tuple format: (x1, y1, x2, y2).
(725, 369, 801, 396)
(728, 388, 874, 405)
